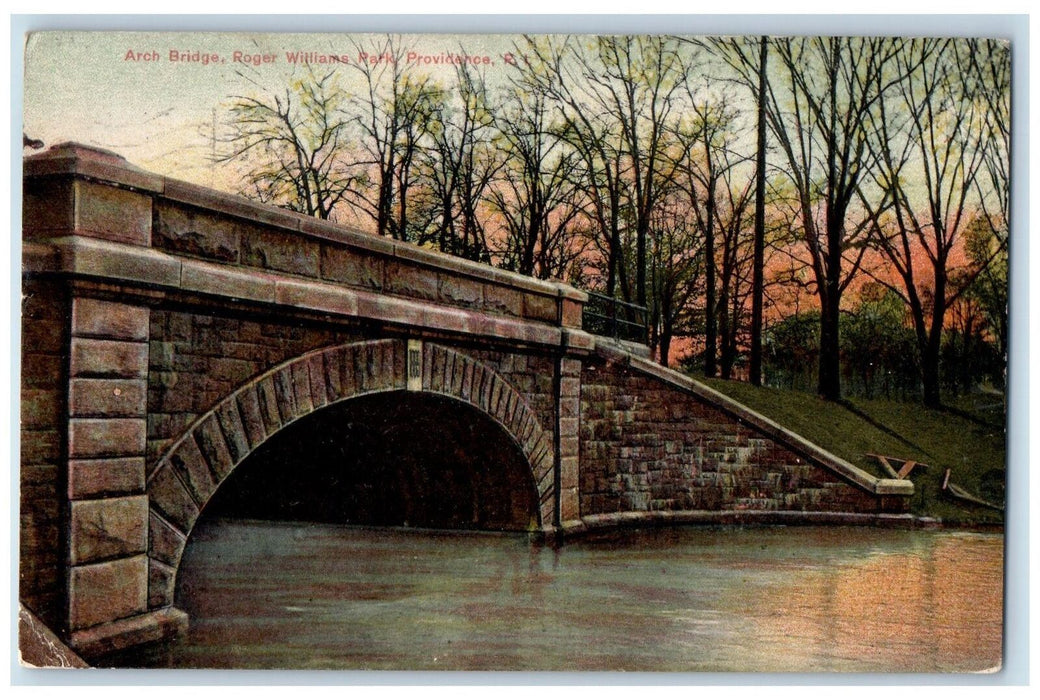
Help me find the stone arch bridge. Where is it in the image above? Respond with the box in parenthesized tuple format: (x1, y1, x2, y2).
(19, 144, 912, 661)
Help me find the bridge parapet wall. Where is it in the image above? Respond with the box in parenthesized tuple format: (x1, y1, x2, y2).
(23, 143, 589, 351)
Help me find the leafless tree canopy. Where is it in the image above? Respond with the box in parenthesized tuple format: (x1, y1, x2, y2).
(217, 33, 1011, 405)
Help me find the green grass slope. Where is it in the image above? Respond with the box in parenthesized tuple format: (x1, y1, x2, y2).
(697, 377, 1007, 525)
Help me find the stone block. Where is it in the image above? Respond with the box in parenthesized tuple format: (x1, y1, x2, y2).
(517, 321, 561, 347)
(68, 555, 148, 630)
(215, 401, 251, 466)
(321, 244, 385, 290)
(355, 292, 425, 328)
(384, 260, 439, 301)
(255, 375, 284, 434)
(379, 341, 398, 390)
(22, 177, 74, 237)
(69, 496, 149, 565)
(149, 510, 187, 566)
(69, 378, 147, 418)
(22, 315, 66, 357)
(338, 346, 359, 397)
(275, 280, 358, 317)
(194, 415, 234, 482)
(20, 428, 62, 465)
(25, 144, 164, 191)
(273, 366, 299, 423)
(460, 361, 474, 402)
(21, 353, 65, 389)
(424, 307, 473, 336)
(523, 292, 558, 322)
(20, 389, 62, 430)
(57, 236, 181, 287)
(355, 344, 375, 393)
(153, 201, 241, 262)
(235, 385, 269, 450)
(148, 558, 177, 608)
(560, 358, 582, 377)
(560, 456, 580, 490)
(69, 607, 188, 660)
(477, 366, 494, 411)
(167, 437, 218, 506)
(68, 418, 146, 459)
(559, 417, 580, 441)
(181, 260, 276, 303)
(147, 466, 200, 534)
(438, 276, 483, 309)
(68, 457, 146, 499)
(300, 217, 395, 255)
(560, 487, 580, 521)
(241, 228, 320, 277)
(560, 297, 583, 329)
(307, 353, 329, 408)
(71, 298, 149, 342)
(70, 338, 148, 378)
(73, 180, 152, 246)
(163, 178, 301, 230)
(560, 377, 581, 398)
(483, 284, 524, 317)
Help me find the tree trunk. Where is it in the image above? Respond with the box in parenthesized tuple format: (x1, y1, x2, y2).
(718, 284, 731, 380)
(749, 35, 768, 386)
(703, 223, 718, 378)
(703, 156, 718, 378)
(921, 272, 948, 408)
(818, 293, 842, 400)
(921, 336, 942, 408)
(636, 219, 647, 309)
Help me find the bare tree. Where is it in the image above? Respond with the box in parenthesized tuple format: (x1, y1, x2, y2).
(648, 192, 704, 366)
(348, 35, 443, 240)
(519, 35, 687, 310)
(669, 81, 749, 377)
(487, 86, 588, 279)
(749, 36, 769, 386)
(862, 38, 1001, 406)
(412, 61, 503, 262)
(218, 66, 357, 219)
(714, 36, 916, 399)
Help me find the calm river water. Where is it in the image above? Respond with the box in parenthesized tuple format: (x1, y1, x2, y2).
(118, 520, 1003, 672)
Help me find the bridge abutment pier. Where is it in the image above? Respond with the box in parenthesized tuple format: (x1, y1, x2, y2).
(65, 295, 191, 657)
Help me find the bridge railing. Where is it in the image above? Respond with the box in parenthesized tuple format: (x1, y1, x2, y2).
(581, 291, 648, 345)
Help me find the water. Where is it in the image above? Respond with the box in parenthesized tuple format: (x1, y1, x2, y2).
(120, 520, 1003, 672)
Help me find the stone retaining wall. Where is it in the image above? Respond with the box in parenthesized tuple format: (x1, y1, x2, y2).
(578, 353, 888, 518)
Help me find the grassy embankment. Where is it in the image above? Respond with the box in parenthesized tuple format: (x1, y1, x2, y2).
(697, 376, 1007, 526)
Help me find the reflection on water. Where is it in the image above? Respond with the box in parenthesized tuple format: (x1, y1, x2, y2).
(117, 521, 1003, 672)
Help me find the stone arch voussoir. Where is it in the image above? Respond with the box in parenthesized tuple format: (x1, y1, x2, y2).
(145, 339, 555, 610)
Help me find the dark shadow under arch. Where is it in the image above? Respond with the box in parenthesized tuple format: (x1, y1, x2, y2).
(202, 391, 540, 531)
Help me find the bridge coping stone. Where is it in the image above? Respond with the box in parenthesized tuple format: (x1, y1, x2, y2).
(27, 234, 597, 352)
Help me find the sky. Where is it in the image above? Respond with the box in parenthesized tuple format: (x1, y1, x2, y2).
(23, 31, 528, 186)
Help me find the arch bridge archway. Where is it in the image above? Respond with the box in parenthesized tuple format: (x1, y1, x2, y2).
(146, 339, 556, 612)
